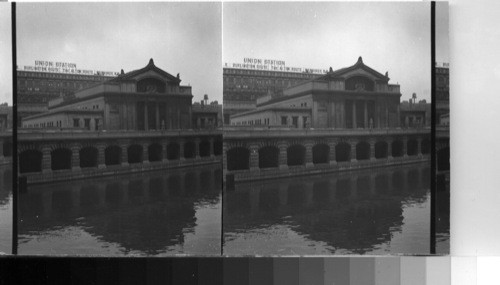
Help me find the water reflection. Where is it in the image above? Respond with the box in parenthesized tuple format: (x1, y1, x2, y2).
(436, 173, 450, 254)
(0, 165, 12, 254)
(19, 165, 222, 256)
(223, 163, 430, 255)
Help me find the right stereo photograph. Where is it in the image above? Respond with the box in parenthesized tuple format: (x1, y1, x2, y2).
(222, 1, 449, 255)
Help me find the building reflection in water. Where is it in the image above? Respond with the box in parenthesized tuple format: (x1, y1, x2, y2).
(0, 166, 12, 254)
(19, 166, 222, 256)
(223, 163, 430, 255)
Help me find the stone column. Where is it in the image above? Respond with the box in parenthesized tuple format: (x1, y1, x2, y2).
(330, 101, 336, 128)
(397, 104, 401, 128)
(155, 103, 160, 131)
(0, 140, 4, 160)
(403, 136, 408, 158)
(350, 139, 357, 162)
(376, 103, 381, 129)
(179, 139, 185, 160)
(162, 142, 169, 162)
(249, 144, 259, 171)
(97, 143, 106, 169)
(144, 102, 149, 131)
(142, 142, 150, 164)
(305, 140, 314, 168)
(417, 137, 423, 158)
(387, 138, 393, 160)
(209, 137, 215, 158)
(194, 138, 200, 159)
(177, 109, 181, 129)
(71, 144, 81, 171)
(385, 103, 389, 128)
(120, 143, 128, 166)
(41, 145, 52, 173)
(341, 101, 346, 128)
(278, 141, 288, 170)
(364, 101, 368, 129)
(352, 101, 357, 129)
(369, 139, 376, 161)
(328, 140, 337, 165)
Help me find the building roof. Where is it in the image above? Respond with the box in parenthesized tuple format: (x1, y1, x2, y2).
(315, 56, 390, 82)
(110, 58, 181, 84)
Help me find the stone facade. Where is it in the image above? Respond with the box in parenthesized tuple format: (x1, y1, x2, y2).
(22, 59, 193, 131)
(230, 57, 402, 129)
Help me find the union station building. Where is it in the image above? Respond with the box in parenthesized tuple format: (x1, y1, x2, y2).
(22, 59, 194, 131)
(230, 57, 402, 129)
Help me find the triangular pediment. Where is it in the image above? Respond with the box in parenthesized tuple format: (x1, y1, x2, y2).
(111, 58, 181, 84)
(319, 57, 390, 82)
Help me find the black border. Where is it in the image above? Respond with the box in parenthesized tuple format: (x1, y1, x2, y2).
(430, 1, 437, 255)
(11, 1, 18, 256)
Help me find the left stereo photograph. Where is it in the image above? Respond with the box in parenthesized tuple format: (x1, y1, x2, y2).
(0, 3, 13, 256)
(15, 2, 223, 256)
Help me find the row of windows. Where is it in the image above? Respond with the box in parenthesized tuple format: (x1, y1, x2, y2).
(18, 72, 111, 81)
(224, 76, 303, 87)
(18, 79, 94, 89)
(26, 120, 62, 128)
(224, 69, 317, 79)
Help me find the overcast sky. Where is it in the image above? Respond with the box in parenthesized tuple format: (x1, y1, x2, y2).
(16, 2, 221, 103)
(224, 2, 447, 102)
(1, 2, 449, 106)
(0, 4, 12, 105)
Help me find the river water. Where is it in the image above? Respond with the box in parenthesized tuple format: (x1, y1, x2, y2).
(223, 163, 440, 255)
(18, 165, 222, 256)
(0, 165, 12, 254)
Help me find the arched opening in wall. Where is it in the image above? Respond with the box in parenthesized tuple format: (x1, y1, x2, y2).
(105, 145, 121, 166)
(407, 139, 418, 156)
(335, 142, 351, 162)
(437, 147, 450, 171)
(312, 144, 329, 164)
(167, 143, 180, 160)
(421, 139, 431, 154)
(227, 147, 249, 171)
(51, 148, 72, 170)
(79, 147, 98, 168)
(148, 143, 162, 162)
(287, 144, 305, 166)
(3, 141, 12, 157)
(259, 146, 279, 169)
(375, 141, 388, 159)
(392, 140, 404, 157)
(199, 140, 211, 157)
(127, 144, 143, 164)
(19, 149, 42, 173)
(213, 139, 222, 156)
(356, 141, 370, 160)
(184, 142, 196, 159)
